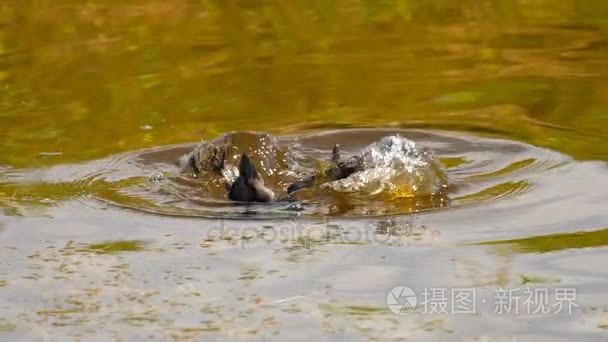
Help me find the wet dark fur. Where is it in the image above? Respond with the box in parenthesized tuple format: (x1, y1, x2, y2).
(180, 142, 359, 202)
(178, 142, 275, 202)
(286, 144, 364, 194)
(227, 153, 274, 202)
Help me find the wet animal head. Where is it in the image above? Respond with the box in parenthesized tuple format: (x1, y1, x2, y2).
(227, 153, 275, 202)
(177, 144, 226, 174)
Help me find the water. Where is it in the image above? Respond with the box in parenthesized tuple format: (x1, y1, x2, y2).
(1, 2, 608, 340)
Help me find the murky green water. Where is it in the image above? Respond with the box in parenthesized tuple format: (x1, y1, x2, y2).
(2, 1, 608, 340)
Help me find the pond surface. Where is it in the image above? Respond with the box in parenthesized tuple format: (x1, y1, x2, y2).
(2, 1, 608, 340)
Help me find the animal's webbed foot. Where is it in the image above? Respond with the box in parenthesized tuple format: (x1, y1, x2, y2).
(287, 144, 363, 194)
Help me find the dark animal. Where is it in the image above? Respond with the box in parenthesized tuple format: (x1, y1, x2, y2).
(179, 132, 447, 204)
(226, 153, 275, 202)
(178, 141, 357, 202)
(178, 144, 275, 202)
(286, 144, 363, 194)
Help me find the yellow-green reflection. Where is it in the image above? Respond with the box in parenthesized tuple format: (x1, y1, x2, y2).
(85, 240, 147, 254)
(455, 180, 530, 204)
(439, 157, 468, 169)
(319, 303, 388, 317)
(0, 181, 97, 204)
(0, 319, 16, 332)
(480, 227, 608, 253)
(0, 1, 608, 170)
(467, 158, 536, 180)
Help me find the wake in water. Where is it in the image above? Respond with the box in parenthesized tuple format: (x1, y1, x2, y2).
(176, 131, 449, 203)
(0, 128, 572, 217)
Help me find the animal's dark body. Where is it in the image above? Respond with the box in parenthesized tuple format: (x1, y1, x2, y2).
(286, 145, 363, 194)
(177, 132, 363, 202)
(227, 153, 275, 202)
(177, 131, 447, 203)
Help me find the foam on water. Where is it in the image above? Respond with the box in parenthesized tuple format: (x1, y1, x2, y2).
(325, 135, 448, 196)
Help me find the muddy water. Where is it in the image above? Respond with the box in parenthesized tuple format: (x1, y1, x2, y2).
(2, 2, 608, 340)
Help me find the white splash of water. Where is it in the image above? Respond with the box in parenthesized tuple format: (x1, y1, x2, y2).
(324, 135, 447, 196)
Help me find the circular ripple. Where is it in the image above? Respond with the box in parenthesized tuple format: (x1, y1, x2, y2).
(93, 129, 573, 218)
(0, 129, 573, 218)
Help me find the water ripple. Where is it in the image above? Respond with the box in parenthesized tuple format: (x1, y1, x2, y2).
(0, 128, 573, 219)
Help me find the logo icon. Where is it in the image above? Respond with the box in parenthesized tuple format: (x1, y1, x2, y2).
(387, 285, 417, 315)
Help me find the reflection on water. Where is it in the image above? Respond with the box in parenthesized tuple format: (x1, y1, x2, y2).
(85, 240, 148, 254)
(481, 227, 608, 253)
(1, 2, 608, 168)
(1, 1, 608, 340)
(0, 128, 572, 218)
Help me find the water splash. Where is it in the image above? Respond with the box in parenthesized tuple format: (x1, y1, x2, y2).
(324, 135, 448, 197)
(0, 129, 572, 218)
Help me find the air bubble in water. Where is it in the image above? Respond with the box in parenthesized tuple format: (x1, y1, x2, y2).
(149, 171, 165, 183)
